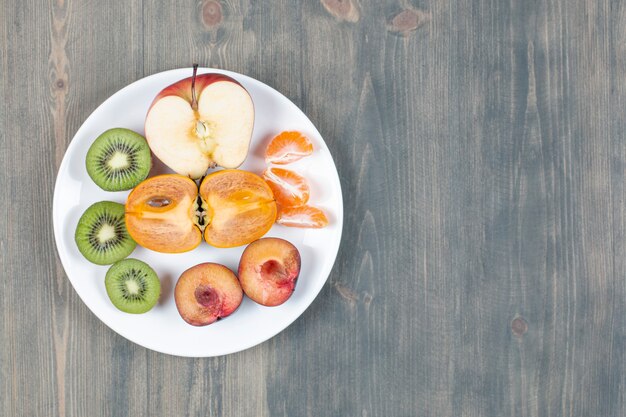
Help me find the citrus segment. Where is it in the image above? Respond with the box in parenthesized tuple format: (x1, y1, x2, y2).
(276, 205, 329, 228)
(265, 131, 313, 165)
(262, 167, 310, 207)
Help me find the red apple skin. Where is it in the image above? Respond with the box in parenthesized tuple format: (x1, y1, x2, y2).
(146, 73, 247, 113)
(144, 71, 255, 178)
(175, 263, 243, 326)
(238, 238, 301, 307)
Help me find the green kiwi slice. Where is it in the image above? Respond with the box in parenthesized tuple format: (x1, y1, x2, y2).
(75, 201, 136, 265)
(86, 128, 151, 191)
(105, 259, 160, 314)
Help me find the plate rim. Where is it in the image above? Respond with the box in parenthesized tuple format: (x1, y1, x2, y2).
(52, 67, 344, 357)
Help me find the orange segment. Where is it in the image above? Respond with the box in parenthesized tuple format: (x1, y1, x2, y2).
(265, 131, 313, 165)
(276, 205, 329, 228)
(263, 167, 310, 207)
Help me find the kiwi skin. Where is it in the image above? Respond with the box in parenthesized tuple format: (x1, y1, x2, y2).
(75, 201, 137, 265)
(105, 259, 161, 314)
(86, 128, 152, 192)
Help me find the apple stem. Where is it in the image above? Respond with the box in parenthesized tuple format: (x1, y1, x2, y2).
(191, 63, 199, 110)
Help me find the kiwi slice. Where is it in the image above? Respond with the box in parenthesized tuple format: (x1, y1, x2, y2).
(105, 259, 160, 314)
(75, 201, 136, 265)
(86, 128, 151, 191)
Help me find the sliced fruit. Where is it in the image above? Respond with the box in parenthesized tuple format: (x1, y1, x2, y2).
(238, 238, 301, 306)
(145, 67, 255, 179)
(199, 170, 277, 248)
(86, 128, 151, 191)
(125, 170, 276, 252)
(175, 263, 243, 326)
(262, 167, 310, 207)
(265, 131, 313, 165)
(125, 174, 202, 253)
(276, 205, 329, 228)
(105, 259, 160, 314)
(75, 201, 137, 265)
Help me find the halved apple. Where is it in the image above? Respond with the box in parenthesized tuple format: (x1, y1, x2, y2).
(125, 170, 277, 252)
(145, 67, 255, 179)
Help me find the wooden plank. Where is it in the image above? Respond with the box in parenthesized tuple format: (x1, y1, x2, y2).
(1, 1, 143, 416)
(1, 0, 625, 416)
(1, 2, 9, 417)
(287, 0, 443, 415)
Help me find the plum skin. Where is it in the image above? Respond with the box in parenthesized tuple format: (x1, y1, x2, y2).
(238, 238, 301, 307)
(174, 263, 243, 326)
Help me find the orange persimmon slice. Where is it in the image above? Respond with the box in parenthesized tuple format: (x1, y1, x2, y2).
(199, 170, 277, 248)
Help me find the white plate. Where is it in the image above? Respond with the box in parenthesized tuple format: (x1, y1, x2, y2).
(53, 68, 343, 357)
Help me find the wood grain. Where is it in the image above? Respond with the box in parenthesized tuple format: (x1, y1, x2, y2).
(0, 2, 8, 417)
(2, 0, 626, 416)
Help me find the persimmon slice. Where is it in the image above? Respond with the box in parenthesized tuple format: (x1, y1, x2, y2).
(265, 131, 313, 165)
(200, 170, 277, 248)
(125, 174, 202, 253)
(262, 167, 310, 207)
(126, 171, 278, 252)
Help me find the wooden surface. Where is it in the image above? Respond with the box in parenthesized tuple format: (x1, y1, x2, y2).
(1, 0, 625, 416)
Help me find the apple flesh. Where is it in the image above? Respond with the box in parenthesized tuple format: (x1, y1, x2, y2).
(145, 70, 254, 179)
(175, 263, 243, 326)
(238, 238, 301, 306)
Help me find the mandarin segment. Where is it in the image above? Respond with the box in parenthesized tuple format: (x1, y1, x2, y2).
(200, 170, 277, 248)
(276, 205, 329, 228)
(262, 167, 310, 207)
(265, 131, 313, 165)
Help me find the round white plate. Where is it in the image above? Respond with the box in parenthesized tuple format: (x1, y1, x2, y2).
(53, 68, 343, 357)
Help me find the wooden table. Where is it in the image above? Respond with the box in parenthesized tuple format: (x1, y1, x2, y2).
(2, 1, 625, 416)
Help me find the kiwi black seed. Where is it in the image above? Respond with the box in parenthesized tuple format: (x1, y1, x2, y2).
(86, 128, 151, 191)
(75, 201, 136, 265)
(105, 259, 160, 314)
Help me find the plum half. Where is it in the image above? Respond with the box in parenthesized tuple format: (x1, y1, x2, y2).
(238, 238, 301, 306)
(174, 263, 243, 326)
